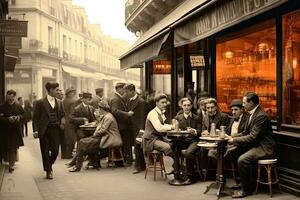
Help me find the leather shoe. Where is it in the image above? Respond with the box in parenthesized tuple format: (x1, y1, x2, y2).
(69, 167, 81, 172)
(132, 169, 143, 174)
(232, 189, 251, 198)
(8, 167, 14, 173)
(165, 170, 174, 175)
(46, 171, 53, 179)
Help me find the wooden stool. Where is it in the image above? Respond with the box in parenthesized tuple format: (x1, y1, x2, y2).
(255, 159, 281, 197)
(107, 146, 126, 168)
(144, 150, 167, 181)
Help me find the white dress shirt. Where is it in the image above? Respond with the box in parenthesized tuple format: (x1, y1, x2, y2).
(147, 106, 172, 132)
(47, 94, 56, 109)
(231, 114, 243, 137)
(129, 93, 138, 101)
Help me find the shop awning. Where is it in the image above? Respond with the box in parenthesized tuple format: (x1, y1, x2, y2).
(120, 0, 211, 70)
(62, 65, 104, 80)
(173, 0, 288, 47)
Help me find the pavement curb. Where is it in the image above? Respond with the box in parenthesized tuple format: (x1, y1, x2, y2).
(0, 164, 5, 190)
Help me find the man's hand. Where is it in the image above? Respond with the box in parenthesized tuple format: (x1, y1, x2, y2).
(128, 111, 134, 117)
(33, 131, 38, 139)
(8, 116, 16, 123)
(187, 127, 197, 136)
(201, 130, 209, 136)
(227, 136, 233, 144)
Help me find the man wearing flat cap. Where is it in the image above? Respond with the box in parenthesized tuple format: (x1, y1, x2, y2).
(61, 87, 77, 159)
(33, 82, 65, 179)
(90, 88, 105, 109)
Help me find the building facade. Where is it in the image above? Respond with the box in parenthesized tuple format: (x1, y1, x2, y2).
(121, 0, 300, 196)
(6, 0, 140, 101)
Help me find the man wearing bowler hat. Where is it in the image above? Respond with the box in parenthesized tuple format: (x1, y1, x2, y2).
(91, 88, 105, 109)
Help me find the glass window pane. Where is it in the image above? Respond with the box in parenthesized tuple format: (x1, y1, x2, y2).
(282, 9, 300, 125)
(216, 19, 277, 119)
(151, 60, 171, 96)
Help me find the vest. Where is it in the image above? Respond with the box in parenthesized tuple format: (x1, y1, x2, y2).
(48, 103, 59, 126)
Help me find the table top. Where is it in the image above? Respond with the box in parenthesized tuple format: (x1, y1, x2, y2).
(197, 141, 217, 148)
(166, 130, 191, 139)
(199, 136, 229, 141)
(79, 124, 97, 130)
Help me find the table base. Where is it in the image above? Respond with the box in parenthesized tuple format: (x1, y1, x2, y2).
(168, 178, 186, 186)
(204, 182, 232, 199)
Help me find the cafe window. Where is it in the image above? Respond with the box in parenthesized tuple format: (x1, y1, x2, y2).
(282, 9, 300, 125)
(151, 59, 171, 96)
(216, 19, 276, 119)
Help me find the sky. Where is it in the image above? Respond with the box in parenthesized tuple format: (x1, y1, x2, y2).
(73, 0, 137, 45)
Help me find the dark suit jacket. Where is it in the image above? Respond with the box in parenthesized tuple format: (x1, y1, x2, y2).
(109, 93, 129, 131)
(233, 106, 275, 156)
(202, 110, 230, 132)
(226, 114, 249, 136)
(69, 103, 95, 127)
(33, 97, 65, 138)
(175, 113, 202, 139)
(127, 96, 146, 133)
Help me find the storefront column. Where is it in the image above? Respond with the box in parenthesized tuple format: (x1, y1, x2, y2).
(276, 14, 283, 129)
(171, 38, 177, 116)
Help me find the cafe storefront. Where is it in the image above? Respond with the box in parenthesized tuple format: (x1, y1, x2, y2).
(120, 0, 300, 195)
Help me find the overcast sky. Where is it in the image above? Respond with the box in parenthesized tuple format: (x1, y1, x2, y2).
(73, 0, 137, 45)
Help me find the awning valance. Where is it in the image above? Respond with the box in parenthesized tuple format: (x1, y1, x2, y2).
(173, 0, 287, 47)
(120, 0, 210, 70)
(62, 65, 104, 80)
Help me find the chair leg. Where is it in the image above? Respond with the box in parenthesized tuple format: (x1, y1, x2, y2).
(159, 154, 163, 177)
(119, 148, 126, 168)
(107, 148, 111, 167)
(273, 165, 282, 194)
(153, 153, 157, 181)
(267, 165, 273, 197)
(145, 153, 150, 179)
(160, 154, 167, 178)
(255, 164, 261, 194)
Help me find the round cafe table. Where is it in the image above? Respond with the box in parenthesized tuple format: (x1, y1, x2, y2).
(166, 130, 191, 186)
(198, 136, 232, 199)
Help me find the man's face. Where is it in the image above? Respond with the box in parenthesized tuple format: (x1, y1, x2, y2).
(49, 87, 60, 98)
(206, 102, 217, 117)
(242, 97, 254, 112)
(182, 100, 192, 114)
(6, 94, 16, 105)
(117, 88, 124, 95)
(97, 91, 104, 98)
(123, 89, 135, 100)
(18, 98, 24, 105)
(82, 97, 91, 105)
(200, 101, 206, 111)
(156, 98, 168, 111)
(231, 106, 243, 119)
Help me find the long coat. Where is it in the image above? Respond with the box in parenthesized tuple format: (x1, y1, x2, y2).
(127, 95, 146, 136)
(109, 93, 129, 131)
(0, 102, 25, 152)
(63, 97, 77, 144)
(32, 97, 65, 138)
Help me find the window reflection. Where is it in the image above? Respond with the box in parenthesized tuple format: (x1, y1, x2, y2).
(282, 10, 300, 125)
(216, 20, 277, 119)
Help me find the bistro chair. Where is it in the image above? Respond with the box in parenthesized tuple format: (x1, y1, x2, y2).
(255, 159, 281, 197)
(107, 146, 126, 168)
(144, 150, 167, 181)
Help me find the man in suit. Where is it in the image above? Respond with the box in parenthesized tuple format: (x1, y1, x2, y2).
(123, 84, 147, 174)
(69, 100, 122, 172)
(67, 92, 96, 167)
(90, 88, 104, 109)
(33, 82, 65, 179)
(175, 97, 202, 184)
(110, 82, 134, 165)
(228, 92, 276, 198)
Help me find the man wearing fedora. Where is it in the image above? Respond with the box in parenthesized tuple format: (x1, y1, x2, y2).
(33, 82, 65, 179)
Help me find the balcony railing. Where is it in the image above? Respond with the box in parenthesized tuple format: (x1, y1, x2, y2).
(125, 0, 145, 20)
(48, 46, 58, 57)
(29, 39, 43, 50)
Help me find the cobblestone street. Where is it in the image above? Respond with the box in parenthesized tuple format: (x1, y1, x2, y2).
(0, 132, 297, 200)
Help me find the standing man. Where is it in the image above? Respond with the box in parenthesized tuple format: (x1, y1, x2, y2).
(33, 82, 65, 179)
(123, 84, 147, 174)
(110, 82, 134, 165)
(0, 90, 25, 173)
(61, 87, 77, 159)
(90, 88, 104, 109)
(228, 92, 276, 198)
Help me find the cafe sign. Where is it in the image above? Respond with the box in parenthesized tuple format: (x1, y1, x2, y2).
(174, 0, 288, 47)
(0, 20, 28, 37)
(190, 55, 205, 68)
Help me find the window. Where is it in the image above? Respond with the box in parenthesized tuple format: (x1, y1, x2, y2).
(63, 35, 67, 52)
(151, 59, 171, 96)
(48, 26, 53, 47)
(74, 40, 77, 56)
(282, 9, 300, 125)
(216, 19, 277, 119)
(69, 37, 71, 54)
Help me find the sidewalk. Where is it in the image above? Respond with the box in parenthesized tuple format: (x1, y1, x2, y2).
(0, 134, 298, 200)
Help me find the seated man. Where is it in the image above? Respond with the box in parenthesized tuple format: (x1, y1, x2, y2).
(69, 100, 122, 172)
(208, 99, 248, 171)
(175, 97, 201, 185)
(228, 92, 276, 198)
(142, 93, 174, 157)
